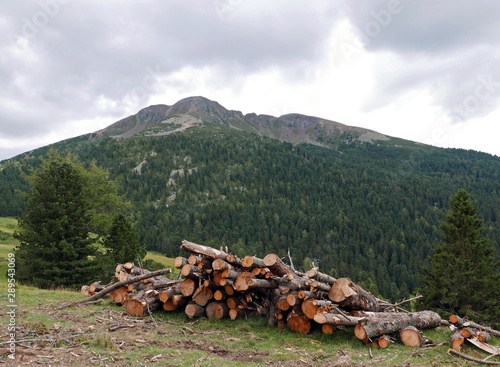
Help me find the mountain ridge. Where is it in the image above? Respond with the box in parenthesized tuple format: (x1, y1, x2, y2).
(90, 96, 395, 149)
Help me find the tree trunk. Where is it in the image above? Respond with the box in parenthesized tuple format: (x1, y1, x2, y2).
(354, 311, 441, 340)
(329, 278, 384, 312)
(449, 315, 500, 338)
(180, 278, 197, 297)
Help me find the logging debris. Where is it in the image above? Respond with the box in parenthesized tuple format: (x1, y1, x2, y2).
(78, 240, 500, 355)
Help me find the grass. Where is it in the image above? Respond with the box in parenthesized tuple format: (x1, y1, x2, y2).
(0, 217, 498, 365)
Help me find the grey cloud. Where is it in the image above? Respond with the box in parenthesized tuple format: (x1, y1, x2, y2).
(341, 0, 500, 122)
(1, 0, 341, 141)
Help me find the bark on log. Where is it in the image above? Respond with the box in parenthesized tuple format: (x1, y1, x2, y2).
(185, 302, 205, 318)
(126, 290, 161, 316)
(162, 294, 188, 311)
(212, 259, 233, 271)
(242, 256, 266, 268)
(400, 326, 423, 347)
(307, 269, 337, 286)
(313, 312, 361, 327)
(263, 254, 289, 277)
(192, 285, 214, 307)
(329, 278, 384, 312)
(65, 268, 170, 307)
(181, 240, 239, 265)
(159, 282, 182, 302)
(181, 264, 202, 278)
(206, 301, 229, 319)
(353, 311, 441, 340)
(174, 256, 189, 269)
(450, 330, 464, 352)
(449, 315, 500, 338)
(377, 335, 392, 349)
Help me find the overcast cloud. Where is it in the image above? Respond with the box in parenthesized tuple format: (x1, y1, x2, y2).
(1, 0, 499, 160)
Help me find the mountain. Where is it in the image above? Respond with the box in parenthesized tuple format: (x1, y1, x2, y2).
(90, 96, 393, 148)
(1, 96, 499, 302)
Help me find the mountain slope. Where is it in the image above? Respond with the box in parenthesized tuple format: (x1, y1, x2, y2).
(91, 96, 394, 149)
(1, 97, 499, 302)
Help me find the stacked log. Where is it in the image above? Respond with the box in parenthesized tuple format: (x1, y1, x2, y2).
(81, 240, 500, 351)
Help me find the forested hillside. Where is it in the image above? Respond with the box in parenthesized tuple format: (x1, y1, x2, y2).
(1, 124, 499, 302)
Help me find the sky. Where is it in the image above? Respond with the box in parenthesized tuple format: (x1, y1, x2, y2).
(1, 0, 500, 160)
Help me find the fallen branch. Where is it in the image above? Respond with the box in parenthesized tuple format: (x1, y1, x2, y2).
(58, 268, 172, 309)
(448, 348, 500, 365)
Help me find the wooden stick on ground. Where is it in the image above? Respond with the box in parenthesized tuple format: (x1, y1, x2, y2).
(59, 268, 172, 309)
(448, 348, 500, 366)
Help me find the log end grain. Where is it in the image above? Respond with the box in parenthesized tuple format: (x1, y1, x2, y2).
(400, 326, 422, 348)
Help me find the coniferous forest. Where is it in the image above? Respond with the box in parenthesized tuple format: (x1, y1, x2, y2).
(1, 124, 499, 302)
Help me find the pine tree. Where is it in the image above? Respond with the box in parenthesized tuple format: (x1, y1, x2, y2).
(104, 213, 146, 264)
(14, 151, 99, 288)
(419, 189, 500, 324)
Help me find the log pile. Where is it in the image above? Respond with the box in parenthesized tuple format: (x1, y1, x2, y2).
(449, 315, 500, 355)
(79, 240, 497, 351)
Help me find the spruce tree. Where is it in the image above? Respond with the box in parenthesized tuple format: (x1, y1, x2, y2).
(419, 189, 500, 324)
(14, 151, 99, 288)
(104, 213, 146, 264)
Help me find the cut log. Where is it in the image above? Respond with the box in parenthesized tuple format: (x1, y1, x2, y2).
(185, 302, 205, 318)
(229, 308, 240, 320)
(214, 289, 227, 301)
(192, 285, 214, 307)
(329, 278, 384, 312)
(263, 254, 289, 277)
(110, 287, 130, 305)
(206, 301, 229, 319)
(451, 330, 464, 352)
(242, 255, 266, 268)
(286, 292, 300, 307)
(234, 272, 254, 292)
(314, 312, 361, 327)
(400, 326, 423, 347)
(297, 290, 328, 300)
(287, 311, 312, 334)
(181, 264, 202, 278)
(477, 331, 492, 343)
(181, 240, 236, 263)
(174, 256, 189, 269)
(81, 285, 90, 296)
(354, 311, 441, 340)
(275, 295, 291, 312)
(188, 255, 201, 265)
(321, 324, 335, 335)
(449, 315, 500, 338)
(226, 297, 240, 309)
(67, 268, 172, 308)
(307, 269, 337, 285)
(224, 284, 235, 296)
(377, 335, 392, 349)
(301, 299, 319, 320)
(126, 290, 160, 317)
(162, 294, 188, 311)
(158, 282, 182, 302)
(212, 259, 233, 271)
(180, 278, 197, 297)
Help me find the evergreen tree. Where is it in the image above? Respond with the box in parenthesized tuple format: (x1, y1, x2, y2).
(419, 189, 500, 324)
(104, 213, 146, 264)
(14, 151, 99, 288)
